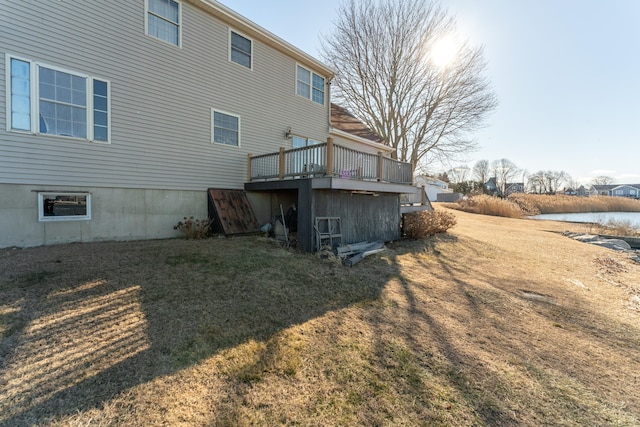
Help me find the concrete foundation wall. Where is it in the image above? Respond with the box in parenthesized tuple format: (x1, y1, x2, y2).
(0, 184, 207, 248)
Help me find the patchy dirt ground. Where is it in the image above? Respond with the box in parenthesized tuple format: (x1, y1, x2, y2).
(1, 209, 639, 426)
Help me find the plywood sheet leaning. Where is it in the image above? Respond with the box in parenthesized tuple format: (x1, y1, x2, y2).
(208, 189, 260, 235)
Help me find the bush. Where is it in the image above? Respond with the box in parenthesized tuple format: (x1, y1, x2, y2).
(173, 216, 213, 240)
(403, 210, 457, 239)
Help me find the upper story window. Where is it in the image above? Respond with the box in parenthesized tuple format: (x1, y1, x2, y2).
(230, 30, 252, 69)
(212, 109, 240, 147)
(146, 0, 181, 47)
(296, 65, 325, 105)
(6, 55, 110, 143)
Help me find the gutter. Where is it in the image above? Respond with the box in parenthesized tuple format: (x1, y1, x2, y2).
(189, 0, 336, 78)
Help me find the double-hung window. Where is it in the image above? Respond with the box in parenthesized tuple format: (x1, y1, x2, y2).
(212, 110, 240, 147)
(146, 0, 181, 47)
(296, 65, 325, 105)
(230, 31, 252, 69)
(6, 55, 110, 143)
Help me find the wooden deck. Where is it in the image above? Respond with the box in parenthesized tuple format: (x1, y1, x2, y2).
(247, 139, 413, 185)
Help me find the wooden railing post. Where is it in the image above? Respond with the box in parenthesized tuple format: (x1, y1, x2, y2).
(278, 147, 285, 180)
(247, 153, 252, 181)
(326, 137, 334, 176)
(410, 161, 415, 185)
(377, 151, 384, 182)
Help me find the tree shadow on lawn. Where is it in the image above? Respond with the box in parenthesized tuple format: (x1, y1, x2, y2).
(0, 238, 387, 426)
(382, 234, 640, 425)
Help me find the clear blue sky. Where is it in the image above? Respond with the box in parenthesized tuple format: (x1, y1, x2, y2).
(220, 0, 640, 185)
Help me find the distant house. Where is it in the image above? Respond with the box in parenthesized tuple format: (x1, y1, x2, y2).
(414, 176, 455, 202)
(589, 185, 618, 196)
(484, 178, 523, 197)
(504, 182, 525, 196)
(485, 178, 499, 195)
(562, 185, 587, 197)
(589, 184, 640, 198)
(610, 185, 640, 199)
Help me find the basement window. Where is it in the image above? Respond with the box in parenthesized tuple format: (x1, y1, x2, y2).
(38, 192, 91, 221)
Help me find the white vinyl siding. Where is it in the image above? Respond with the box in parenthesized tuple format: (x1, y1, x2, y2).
(146, 0, 181, 47)
(6, 54, 110, 143)
(0, 1, 330, 191)
(230, 30, 252, 69)
(212, 109, 240, 147)
(296, 64, 325, 105)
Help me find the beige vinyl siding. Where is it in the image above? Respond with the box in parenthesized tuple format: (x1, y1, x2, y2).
(0, 1, 330, 191)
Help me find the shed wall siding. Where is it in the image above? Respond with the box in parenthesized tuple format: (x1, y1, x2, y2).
(313, 190, 400, 245)
(0, 1, 330, 191)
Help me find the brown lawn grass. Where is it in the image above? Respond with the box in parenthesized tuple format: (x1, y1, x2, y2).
(1, 209, 640, 426)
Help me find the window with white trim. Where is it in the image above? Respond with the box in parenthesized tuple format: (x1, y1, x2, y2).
(296, 65, 325, 105)
(6, 55, 110, 142)
(615, 190, 623, 195)
(230, 30, 252, 69)
(146, 0, 181, 47)
(212, 110, 240, 146)
(38, 192, 91, 222)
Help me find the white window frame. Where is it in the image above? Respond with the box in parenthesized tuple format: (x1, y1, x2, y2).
(615, 189, 623, 195)
(38, 192, 92, 222)
(229, 29, 253, 70)
(5, 54, 111, 143)
(145, 0, 182, 48)
(211, 109, 241, 147)
(296, 64, 325, 105)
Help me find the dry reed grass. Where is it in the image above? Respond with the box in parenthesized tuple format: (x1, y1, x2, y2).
(444, 194, 523, 218)
(509, 193, 640, 214)
(1, 212, 640, 426)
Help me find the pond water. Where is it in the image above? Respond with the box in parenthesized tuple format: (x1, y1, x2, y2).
(529, 212, 640, 229)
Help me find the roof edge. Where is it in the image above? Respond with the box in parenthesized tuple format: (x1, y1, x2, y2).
(330, 127, 393, 153)
(188, 0, 335, 78)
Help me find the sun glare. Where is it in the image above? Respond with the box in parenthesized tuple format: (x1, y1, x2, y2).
(431, 36, 458, 68)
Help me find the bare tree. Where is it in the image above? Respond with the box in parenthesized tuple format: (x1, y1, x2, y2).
(321, 0, 497, 168)
(528, 170, 570, 194)
(545, 170, 569, 194)
(528, 171, 546, 194)
(446, 165, 470, 184)
(592, 175, 615, 185)
(472, 159, 490, 185)
(491, 158, 519, 197)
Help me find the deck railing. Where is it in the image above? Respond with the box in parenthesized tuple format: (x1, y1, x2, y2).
(248, 139, 413, 185)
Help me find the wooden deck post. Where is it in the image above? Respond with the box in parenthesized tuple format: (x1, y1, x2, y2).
(247, 153, 252, 181)
(278, 147, 285, 180)
(411, 160, 415, 185)
(377, 151, 383, 182)
(326, 137, 334, 176)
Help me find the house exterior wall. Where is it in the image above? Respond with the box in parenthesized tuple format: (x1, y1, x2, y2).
(611, 185, 640, 198)
(0, 0, 332, 247)
(1, 183, 207, 247)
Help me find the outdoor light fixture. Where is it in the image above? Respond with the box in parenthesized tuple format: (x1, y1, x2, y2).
(284, 127, 292, 139)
